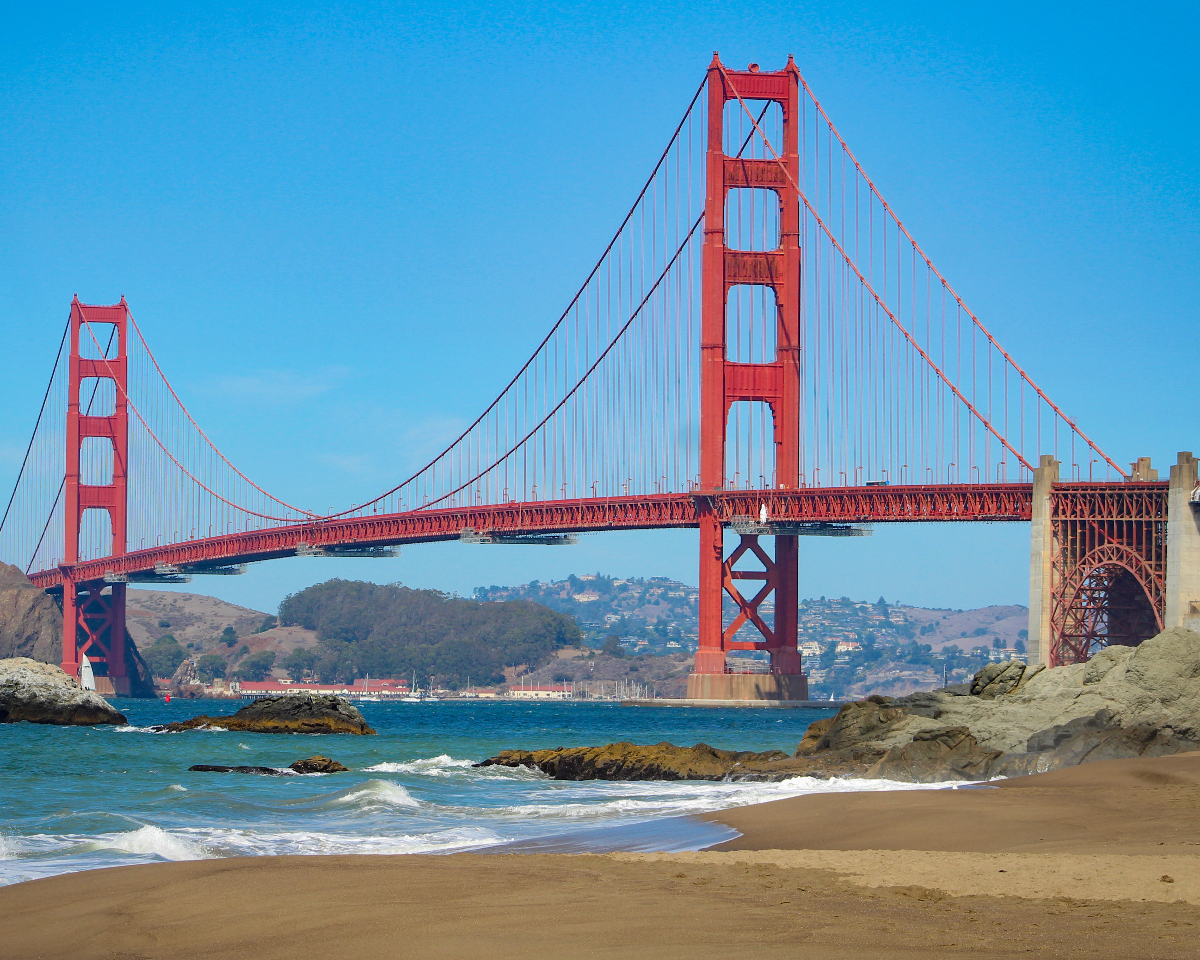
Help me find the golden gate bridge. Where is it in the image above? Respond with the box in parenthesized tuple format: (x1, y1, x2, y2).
(3, 55, 1197, 699)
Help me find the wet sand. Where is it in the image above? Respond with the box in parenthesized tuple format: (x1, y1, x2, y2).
(2, 753, 1199, 959)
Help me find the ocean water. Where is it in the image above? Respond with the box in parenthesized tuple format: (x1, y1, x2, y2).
(0, 699, 950, 885)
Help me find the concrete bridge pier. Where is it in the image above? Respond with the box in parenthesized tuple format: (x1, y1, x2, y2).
(1027, 455, 1059, 667)
(1166, 452, 1200, 632)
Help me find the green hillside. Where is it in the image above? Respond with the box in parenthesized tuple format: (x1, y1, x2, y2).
(277, 580, 579, 686)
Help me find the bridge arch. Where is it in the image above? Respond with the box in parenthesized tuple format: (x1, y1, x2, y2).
(1050, 542, 1163, 666)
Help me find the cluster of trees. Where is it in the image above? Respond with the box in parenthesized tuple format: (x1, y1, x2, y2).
(277, 579, 579, 685)
(145, 635, 186, 679)
(143, 625, 277, 683)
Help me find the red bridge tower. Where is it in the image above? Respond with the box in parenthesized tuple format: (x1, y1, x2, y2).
(688, 55, 808, 701)
(61, 296, 131, 696)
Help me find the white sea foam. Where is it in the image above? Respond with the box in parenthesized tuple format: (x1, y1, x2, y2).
(0, 836, 25, 860)
(188, 826, 501, 858)
(365, 755, 477, 777)
(168, 784, 187, 792)
(91, 826, 209, 862)
(331, 780, 421, 810)
(485, 775, 954, 823)
(113, 724, 163, 733)
(238, 743, 251, 750)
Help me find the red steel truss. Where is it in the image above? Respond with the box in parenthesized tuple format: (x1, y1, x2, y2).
(1049, 483, 1168, 666)
(31, 484, 1037, 591)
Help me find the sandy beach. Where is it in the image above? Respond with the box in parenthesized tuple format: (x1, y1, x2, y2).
(3, 753, 1199, 959)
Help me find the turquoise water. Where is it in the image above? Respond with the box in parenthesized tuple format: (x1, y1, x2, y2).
(0, 698, 940, 885)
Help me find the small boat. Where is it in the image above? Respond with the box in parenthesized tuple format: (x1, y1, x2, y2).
(352, 675, 381, 702)
(79, 655, 96, 692)
(402, 670, 423, 702)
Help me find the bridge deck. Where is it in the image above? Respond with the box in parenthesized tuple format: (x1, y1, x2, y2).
(28, 482, 1054, 588)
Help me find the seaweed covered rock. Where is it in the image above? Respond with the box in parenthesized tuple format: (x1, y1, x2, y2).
(477, 741, 788, 781)
(0, 658, 127, 725)
(154, 693, 375, 735)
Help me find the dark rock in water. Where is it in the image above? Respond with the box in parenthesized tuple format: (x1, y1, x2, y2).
(188, 755, 349, 775)
(0, 657, 127, 725)
(289, 755, 349, 773)
(189, 764, 289, 776)
(153, 693, 375, 735)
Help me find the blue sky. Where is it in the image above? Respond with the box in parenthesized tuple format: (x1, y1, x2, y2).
(2, 2, 1197, 615)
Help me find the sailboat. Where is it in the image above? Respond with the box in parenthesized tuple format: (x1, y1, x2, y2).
(79, 655, 96, 692)
(402, 670, 422, 702)
(354, 674, 381, 702)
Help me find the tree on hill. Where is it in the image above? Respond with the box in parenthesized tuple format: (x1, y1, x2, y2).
(220, 626, 238, 647)
(280, 647, 319, 680)
(145, 635, 185, 679)
(196, 654, 227, 683)
(277, 579, 579, 685)
(600, 635, 625, 658)
(234, 651, 276, 681)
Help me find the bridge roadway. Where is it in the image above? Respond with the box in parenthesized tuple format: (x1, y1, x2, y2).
(28, 482, 1040, 590)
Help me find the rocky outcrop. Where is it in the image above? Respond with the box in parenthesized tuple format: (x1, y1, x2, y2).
(480, 627, 1200, 783)
(0, 564, 157, 698)
(0, 657, 127, 725)
(154, 693, 376, 734)
(0, 565, 62, 663)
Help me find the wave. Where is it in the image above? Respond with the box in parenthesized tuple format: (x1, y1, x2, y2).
(86, 826, 210, 862)
(475, 775, 954, 823)
(0, 835, 25, 860)
(193, 826, 501, 858)
(327, 780, 421, 811)
(364, 755, 477, 777)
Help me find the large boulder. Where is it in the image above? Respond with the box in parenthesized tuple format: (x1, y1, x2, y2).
(0, 657, 127, 725)
(154, 693, 375, 735)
